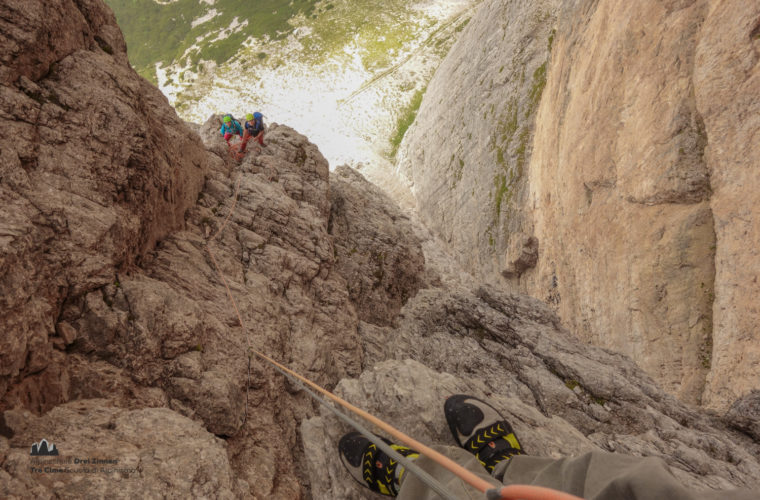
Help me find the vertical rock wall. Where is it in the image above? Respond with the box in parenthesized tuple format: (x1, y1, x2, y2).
(693, 0, 760, 409)
(527, 0, 716, 405)
(395, 0, 561, 280)
(328, 166, 426, 326)
(400, 0, 760, 409)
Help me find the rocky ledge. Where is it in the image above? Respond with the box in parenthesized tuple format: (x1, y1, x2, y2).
(304, 284, 760, 498)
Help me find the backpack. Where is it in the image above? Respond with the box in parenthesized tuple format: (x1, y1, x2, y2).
(253, 116, 264, 132)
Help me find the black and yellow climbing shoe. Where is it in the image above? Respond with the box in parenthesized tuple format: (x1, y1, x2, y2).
(338, 431, 419, 496)
(444, 394, 525, 473)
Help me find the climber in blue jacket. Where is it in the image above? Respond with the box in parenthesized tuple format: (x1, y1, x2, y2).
(220, 114, 243, 146)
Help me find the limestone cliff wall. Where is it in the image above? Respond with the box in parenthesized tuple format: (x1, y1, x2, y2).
(528, 0, 717, 406)
(396, 0, 559, 279)
(399, 0, 760, 409)
(693, 0, 760, 410)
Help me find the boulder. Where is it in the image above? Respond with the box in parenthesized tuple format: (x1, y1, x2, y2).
(726, 391, 760, 442)
(0, 400, 239, 499)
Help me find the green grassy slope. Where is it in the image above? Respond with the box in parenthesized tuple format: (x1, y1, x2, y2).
(106, 0, 444, 83)
(106, 0, 318, 80)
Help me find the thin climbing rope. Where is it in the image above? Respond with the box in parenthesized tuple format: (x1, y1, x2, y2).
(204, 167, 585, 500)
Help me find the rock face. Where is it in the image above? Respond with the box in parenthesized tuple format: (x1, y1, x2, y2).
(726, 391, 760, 442)
(693, 0, 760, 410)
(0, 106, 372, 495)
(0, 0, 208, 410)
(397, 0, 760, 409)
(527, 0, 717, 406)
(396, 0, 559, 280)
(0, 4, 426, 488)
(329, 166, 426, 326)
(0, 2, 373, 491)
(303, 285, 760, 499)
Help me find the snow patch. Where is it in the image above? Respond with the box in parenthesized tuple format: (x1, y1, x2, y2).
(191, 9, 219, 28)
(155, 64, 184, 97)
(210, 17, 248, 42)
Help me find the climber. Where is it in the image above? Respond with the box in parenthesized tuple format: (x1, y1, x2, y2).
(339, 394, 756, 500)
(220, 114, 243, 146)
(240, 111, 266, 153)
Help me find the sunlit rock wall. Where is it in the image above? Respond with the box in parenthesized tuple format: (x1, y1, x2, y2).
(400, 0, 760, 409)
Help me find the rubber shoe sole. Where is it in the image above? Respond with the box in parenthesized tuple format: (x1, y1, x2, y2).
(338, 432, 419, 496)
(444, 394, 525, 472)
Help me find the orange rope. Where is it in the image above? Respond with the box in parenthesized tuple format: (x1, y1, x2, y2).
(204, 168, 584, 500)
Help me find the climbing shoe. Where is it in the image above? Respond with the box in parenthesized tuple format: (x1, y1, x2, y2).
(339, 431, 419, 496)
(444, 394, 525, 473)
